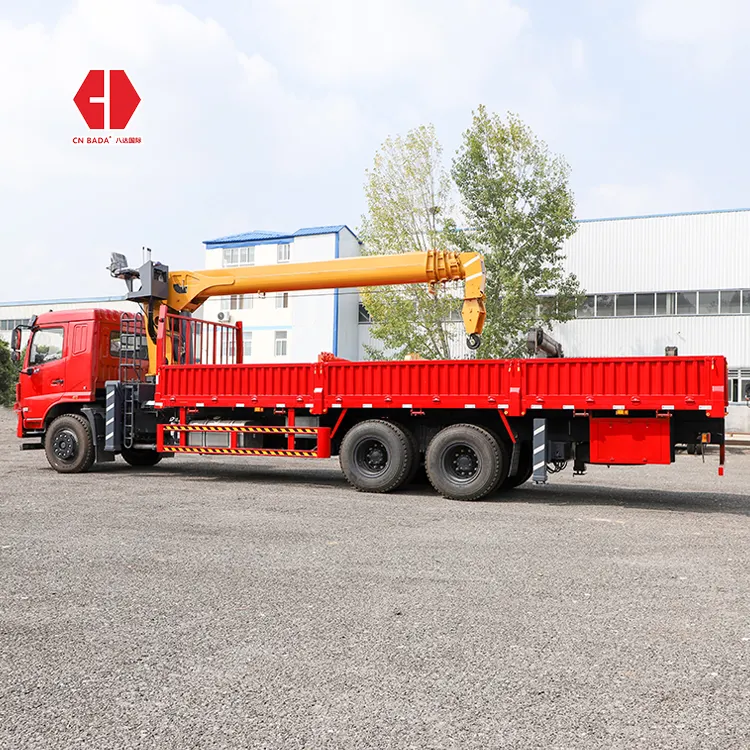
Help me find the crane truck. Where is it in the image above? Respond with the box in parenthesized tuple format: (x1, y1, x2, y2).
(11, 249, 727, 501)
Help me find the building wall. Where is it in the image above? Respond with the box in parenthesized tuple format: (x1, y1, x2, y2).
(203, 231, 355, 363)
(549, 209, 750, 431)
(560, 210, 750, 293)
(335, 228, 362, 360)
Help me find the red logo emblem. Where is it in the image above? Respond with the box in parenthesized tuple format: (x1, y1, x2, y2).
(74, 70, 140, 130)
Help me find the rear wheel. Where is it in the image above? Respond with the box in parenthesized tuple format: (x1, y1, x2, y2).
(393, 422, 424, 487)
(497, 441, 533, 491)
(121, 448, 163, 467)
(44, 414, 95, 474)
(340, 420, 415, 493)
(426, 424, 507, 501)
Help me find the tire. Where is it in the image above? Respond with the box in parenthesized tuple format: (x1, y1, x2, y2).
(121, 448, 163, 467)
(339, 420, 415, 493)
(392, 422, 423, 487)
(687, 443, 697, 455)
(44, 414, 95, 474)
(497, 441, 533, 491)
(426, 424, 507, 501)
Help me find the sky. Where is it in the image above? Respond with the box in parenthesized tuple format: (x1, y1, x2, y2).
(1, 0, 749, 301)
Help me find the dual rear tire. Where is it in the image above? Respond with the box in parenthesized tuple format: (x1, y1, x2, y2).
(340, 420, 516, 501)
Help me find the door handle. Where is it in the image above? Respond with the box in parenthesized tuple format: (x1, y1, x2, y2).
(51, 379, 64, 386)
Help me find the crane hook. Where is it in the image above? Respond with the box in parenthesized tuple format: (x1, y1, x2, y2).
(466, 333, 481, 350)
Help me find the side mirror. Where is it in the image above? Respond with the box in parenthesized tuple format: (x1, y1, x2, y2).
(10, 326, 21, 351)
(11, 351, 20, 363)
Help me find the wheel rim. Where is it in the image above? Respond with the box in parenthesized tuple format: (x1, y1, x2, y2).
(354, 438, 390, 477)
(52, 428, 78, 463)
(442, 443, 481, 483)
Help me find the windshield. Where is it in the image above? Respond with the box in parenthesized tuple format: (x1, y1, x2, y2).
(28, 327, 64, 366)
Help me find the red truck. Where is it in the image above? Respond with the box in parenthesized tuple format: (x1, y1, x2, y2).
(11, 251, 728, 500)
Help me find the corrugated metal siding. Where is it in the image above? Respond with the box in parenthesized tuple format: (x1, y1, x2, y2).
(551, 316, 750, 367)
(564, 210, 750, 293)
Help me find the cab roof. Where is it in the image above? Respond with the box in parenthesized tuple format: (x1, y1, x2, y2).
(33, 308, 126, 326)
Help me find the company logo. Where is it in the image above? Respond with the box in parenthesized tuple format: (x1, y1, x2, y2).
(74, 70, 140, 130)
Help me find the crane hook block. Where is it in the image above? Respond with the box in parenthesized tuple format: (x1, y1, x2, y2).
(466, 333, 481, 350)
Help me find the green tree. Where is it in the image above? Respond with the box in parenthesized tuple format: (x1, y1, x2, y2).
(359, 125, 463, 360)
(0, 340, 19, 408)
(451, 106, 582, 357)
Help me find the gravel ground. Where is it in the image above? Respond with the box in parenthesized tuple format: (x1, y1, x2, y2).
(1, 406, 749, 749)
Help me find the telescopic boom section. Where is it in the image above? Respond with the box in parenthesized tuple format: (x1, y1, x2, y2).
(168, 250, 486, 342)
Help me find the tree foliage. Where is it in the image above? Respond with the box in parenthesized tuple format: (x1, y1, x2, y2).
(450, 106, 582, 357)
(0, 340, 19, 408)
(358, 125, 463, 360)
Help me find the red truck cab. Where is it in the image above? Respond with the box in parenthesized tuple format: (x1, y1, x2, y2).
(15, 309, 123, 437)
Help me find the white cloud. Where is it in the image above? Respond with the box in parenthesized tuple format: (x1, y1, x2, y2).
(0, 0, 633, 302)
(0, 0, 377, 300)
(245, 0, 529, 88)
(636, 0, 750, 70)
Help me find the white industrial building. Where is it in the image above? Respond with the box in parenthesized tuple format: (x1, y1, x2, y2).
(549, 208, 750, 431)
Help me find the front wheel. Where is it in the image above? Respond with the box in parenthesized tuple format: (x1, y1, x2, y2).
(44, 414, 95, 474)
(121, 448, 163, 467)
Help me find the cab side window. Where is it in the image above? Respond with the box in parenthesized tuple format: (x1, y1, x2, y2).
(28, 327, 64, 366)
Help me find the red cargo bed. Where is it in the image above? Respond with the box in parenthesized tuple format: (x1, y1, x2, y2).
(155, 355, 727, 417)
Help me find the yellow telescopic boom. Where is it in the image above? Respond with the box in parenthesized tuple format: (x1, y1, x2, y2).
(166, 249, 485, 339)
(110, 248, 486, 372)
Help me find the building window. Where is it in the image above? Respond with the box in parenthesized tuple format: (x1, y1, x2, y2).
(656, 292, 676, 316)
(274, 330, 288, 356)
(225, 294, 252, 310)
(0, 318, 27, 331)
(537, 297, 557, 317)
(743, 290, 750, 314)
(721, 290, 742, 314)
(576, 296, 595, 318)
(728, 369, 750, 403)
(275, 292, 289, 309)
(698, 290, 719, 315)
(358, 303, 372, 324)
(615, 294, 635, 317)
(596, 294, 614, 317)
(222, 246, 255, 267)
(242, 331, 252, 361)
(676, 292, 696, 315)
(277, 244, 291, 263)
(636, 293, 655, 316)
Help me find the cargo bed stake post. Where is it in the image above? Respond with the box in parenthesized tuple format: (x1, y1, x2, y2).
(287, 409, 295, 450)
(532, 418, 547, 484)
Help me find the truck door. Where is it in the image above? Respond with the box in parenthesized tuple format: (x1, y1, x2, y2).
(19, 325, 67, 430)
